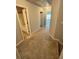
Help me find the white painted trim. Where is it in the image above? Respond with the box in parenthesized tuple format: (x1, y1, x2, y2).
(22, 9, 29, 33)
(16, 40, 24, 46)
(31, 27, 41, 35)
(16, 9, 25, 41)
(16, 5, 31, 40)
(26, 8, 31, 35)
(49, 33, 55, 40)
(16, 4, 26, 8)
(56, 39, 63, 45)
(49, 33, 63, 45)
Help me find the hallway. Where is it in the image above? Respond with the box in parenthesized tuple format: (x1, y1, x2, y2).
(17, 28, 59, 59)
(45, 11, 51, 31)
(16, 0, 63, 59)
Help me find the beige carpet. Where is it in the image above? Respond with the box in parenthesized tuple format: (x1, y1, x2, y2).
(17, 28, 59, 59)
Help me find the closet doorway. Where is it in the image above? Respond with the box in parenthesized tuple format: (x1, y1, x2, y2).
(16, 5, 31, 44)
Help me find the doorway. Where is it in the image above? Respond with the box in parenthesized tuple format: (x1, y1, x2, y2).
(45, 11, 51, 31)
(40, 12, 45, 27)
(16, 5, 31, 41)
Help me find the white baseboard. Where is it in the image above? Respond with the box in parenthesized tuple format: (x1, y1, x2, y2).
(49, 33, 55, 40)
(49, 33, 63, 45)
(31, 27, 41, 34)
(16, 40, 24, 46)
(56, 39, 63, 45)
(16, 27, 40, 46)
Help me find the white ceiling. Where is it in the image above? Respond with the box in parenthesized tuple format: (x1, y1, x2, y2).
(47, 0, 52, 4)
(26, 0, 52, 7)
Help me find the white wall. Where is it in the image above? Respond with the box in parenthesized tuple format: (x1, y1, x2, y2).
(50, 0, 61, 34)
(16, 0, 42, 32)
(50, 0, 63, 42)
(54, 0, 63, 43)
(16, 16, 23, 44)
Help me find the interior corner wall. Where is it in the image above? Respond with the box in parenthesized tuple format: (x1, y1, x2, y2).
(50, 0, 63, 43)
(16, 0, 41, 33)
(50, 0, 61, 35)
(54, 0, 63, 43)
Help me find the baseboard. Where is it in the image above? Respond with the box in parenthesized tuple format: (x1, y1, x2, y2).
(49, 33, 63, 45)
(56, 39, 63, 45)
(16, 40, 24, 46)
(49, 33, 55, 39)
(31, 27, 41, 34)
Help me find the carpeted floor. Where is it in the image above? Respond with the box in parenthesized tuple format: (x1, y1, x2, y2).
(17, 28, 59, 59)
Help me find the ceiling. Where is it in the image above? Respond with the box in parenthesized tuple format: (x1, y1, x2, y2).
(26, 0, 52, 7)
(47, 0, 52, 4)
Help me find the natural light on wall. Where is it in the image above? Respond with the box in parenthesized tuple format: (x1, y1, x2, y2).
(44, 2, 51, 12)
(44, 2, 52, 31)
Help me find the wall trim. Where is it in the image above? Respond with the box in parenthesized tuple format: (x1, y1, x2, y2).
(49, 33, 63, 45)
(16, 4, 26, 8)
(16, 40, 24, 46)
(31, 27, 41, 35)
(49, 33, 55, 40)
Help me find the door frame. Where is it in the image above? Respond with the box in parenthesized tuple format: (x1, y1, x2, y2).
(16, 4, 31, 34)
(16, 4, 31, 46)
